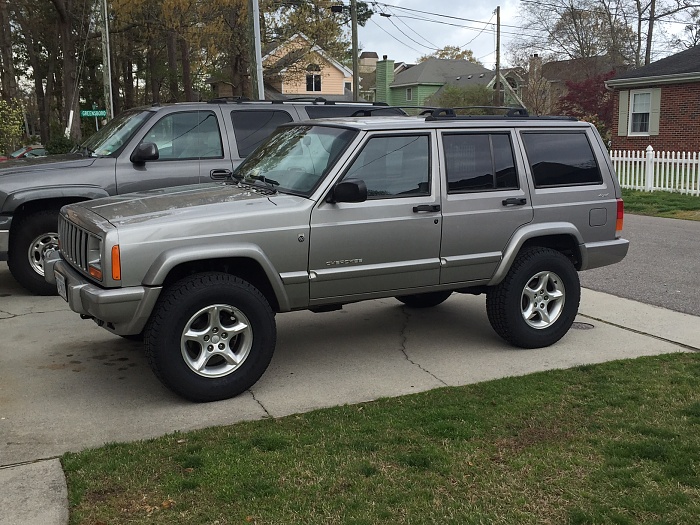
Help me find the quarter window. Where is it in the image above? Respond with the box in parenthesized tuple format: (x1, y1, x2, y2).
(521, 132, 603, 188)
(142, 111, 223, 160)
(444, 133, 518, 192)
(344, 135, 430, 198)
(230, 110, 294, 158)
(629, 91, 651, 134)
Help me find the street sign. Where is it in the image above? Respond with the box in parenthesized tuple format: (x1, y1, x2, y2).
(80, 109, 107, 117)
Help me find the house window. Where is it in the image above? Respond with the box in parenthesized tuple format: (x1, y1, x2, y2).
(406, 88, 413, 101)
(306, 64, 322, 92)
(344, 81, 352, 92)
(629, 91, 651, 134)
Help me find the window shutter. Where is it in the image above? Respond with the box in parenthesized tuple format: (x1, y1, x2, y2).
(648, 88, 661, 136)
(617, 90, 629, 136)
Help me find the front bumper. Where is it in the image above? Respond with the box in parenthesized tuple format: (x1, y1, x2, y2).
(45, 250, 161, 335)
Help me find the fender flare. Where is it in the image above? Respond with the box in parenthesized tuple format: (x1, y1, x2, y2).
(142, 243, 292, 311)
(488, 222, 586, 286)
(4, 186, 110, 213)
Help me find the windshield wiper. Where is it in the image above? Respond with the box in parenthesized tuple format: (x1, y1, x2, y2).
(233, 173, 279, 193)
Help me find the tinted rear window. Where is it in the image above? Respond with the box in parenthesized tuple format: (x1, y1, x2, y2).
(443, 133, 518, 193)
(231, 110, 294, 157)
(521, 132, 602, 188)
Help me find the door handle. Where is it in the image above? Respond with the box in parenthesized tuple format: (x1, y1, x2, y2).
(210, 169, 232, 180)
(413, 204, 441, 213)
(502, 197, 527, 206)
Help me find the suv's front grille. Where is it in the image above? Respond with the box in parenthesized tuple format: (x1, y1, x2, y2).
(58, 215, 100, 276)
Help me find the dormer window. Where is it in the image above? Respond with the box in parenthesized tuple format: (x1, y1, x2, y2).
(306, 64, 322, 92)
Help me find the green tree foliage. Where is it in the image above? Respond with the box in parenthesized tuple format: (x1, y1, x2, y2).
(425, 85, 493, 113)
(419, 45, 482, 65)
(0, 99, 24, 155)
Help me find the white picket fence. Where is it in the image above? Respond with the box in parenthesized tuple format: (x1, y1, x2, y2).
(610, 146, 700, 196)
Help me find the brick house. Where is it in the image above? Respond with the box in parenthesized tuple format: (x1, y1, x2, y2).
(606, 46, 700, 152)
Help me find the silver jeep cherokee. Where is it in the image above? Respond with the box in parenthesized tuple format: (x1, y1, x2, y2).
(46, 109, 629, 402)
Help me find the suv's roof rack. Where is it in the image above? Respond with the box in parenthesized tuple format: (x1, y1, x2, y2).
(207, 96, 252, 104)
(422, 106, 579, 121)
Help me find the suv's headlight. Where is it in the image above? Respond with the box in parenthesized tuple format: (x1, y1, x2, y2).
(87, 235, 103, 280)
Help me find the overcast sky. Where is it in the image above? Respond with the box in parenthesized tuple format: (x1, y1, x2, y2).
(356, 0, 523, 68)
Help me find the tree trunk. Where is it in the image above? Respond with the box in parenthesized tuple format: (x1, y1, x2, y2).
(644, 0, 656, 65)
(0, 0, 18, 101)
(180, 38, 194, 101)
(166, 30, 179, 102)
(51, 0, 81, 141)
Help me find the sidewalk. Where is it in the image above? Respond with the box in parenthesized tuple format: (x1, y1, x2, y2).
(1, 288, 699, 525)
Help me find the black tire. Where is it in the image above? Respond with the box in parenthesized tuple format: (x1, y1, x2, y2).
(8, 209, 60, 295)
(486, 247, 580, 349)
(144, 272, 276, 402)
(396, 291, 452, 308)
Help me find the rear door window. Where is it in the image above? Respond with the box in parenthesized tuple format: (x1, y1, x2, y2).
(521, 132, 603, 188)
(443, 133, 518, 193)
(230, 110, 294, 157)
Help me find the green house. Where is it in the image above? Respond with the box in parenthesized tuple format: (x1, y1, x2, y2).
(375, 57, 524, 108)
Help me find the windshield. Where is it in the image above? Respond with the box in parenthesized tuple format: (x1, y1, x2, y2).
(233, 125, 357, 196)
(75, 109, 152, 157)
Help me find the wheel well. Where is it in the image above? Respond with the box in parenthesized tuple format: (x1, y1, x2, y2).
(521, 234, 582, 269)
(12, 198, 87, 222)
(161, 258, 281, 312)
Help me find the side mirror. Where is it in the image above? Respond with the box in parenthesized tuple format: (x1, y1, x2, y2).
(329, 178, 367, 203)
(130, 142, 159, 164)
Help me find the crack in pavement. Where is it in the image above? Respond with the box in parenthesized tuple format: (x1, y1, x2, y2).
(399, 307, 448, 386)
(248, 389, 272, 418)
(0, 307, 74, 319)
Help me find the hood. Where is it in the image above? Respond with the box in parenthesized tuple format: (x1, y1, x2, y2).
(0, 154, 96, 176)
(76, 182, 298, 228)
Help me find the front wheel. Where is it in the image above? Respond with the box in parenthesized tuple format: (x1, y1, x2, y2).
(144, 272, 276, 402)
(8, 209, 60, 295)
(486, 247, 580, 349)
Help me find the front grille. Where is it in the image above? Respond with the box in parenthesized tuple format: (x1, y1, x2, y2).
(58, 215, 99, 275)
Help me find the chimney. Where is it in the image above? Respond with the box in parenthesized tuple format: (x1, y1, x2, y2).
(375, 56, 395, 104)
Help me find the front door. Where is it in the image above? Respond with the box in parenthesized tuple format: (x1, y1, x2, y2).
(308, 132, 442, 301)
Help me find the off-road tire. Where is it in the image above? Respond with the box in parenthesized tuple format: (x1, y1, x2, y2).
(486, 247, 580, 349)
(396, 291, 452, 308)
(8, 209, 60, 295)
(144, 272, 276, 402)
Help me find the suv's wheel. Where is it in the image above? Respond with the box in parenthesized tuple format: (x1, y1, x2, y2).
(144, 272, 276, 402)
(486, 247, 580, 349)
(8, 209, 60, 295)
(396, 291, 452, 308)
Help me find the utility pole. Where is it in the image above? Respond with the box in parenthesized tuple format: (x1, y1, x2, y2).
(250, 0, 264, 100)
(494, 5, 501, 106)
(351, 0, 359, 101)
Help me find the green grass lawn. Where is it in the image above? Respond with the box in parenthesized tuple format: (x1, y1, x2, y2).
(622, 188, 700, 220)
(63, 353, 700, 524)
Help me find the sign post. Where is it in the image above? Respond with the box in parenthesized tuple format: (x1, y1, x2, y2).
(80, 106, 108, 132)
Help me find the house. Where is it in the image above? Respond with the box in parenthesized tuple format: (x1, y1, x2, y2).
(207, 33, 355, 101)
(606, 46, 700, 152)
(262, 33, 354, 100)
(374, 56, 524, 108)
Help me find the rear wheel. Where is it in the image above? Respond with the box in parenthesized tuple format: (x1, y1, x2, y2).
(8, 209, 60, 295)
(396, 291, 452, 308)
(486, 247, 579, 348)
(144, 272, 276, 402)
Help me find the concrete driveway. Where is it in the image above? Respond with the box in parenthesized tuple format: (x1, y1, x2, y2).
(1, 260, 699, 524)
(2, 261, 699, 465)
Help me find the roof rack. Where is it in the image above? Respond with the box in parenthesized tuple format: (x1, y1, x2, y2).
(207, 96, 252, 104)
(422, 106, 579, 121)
